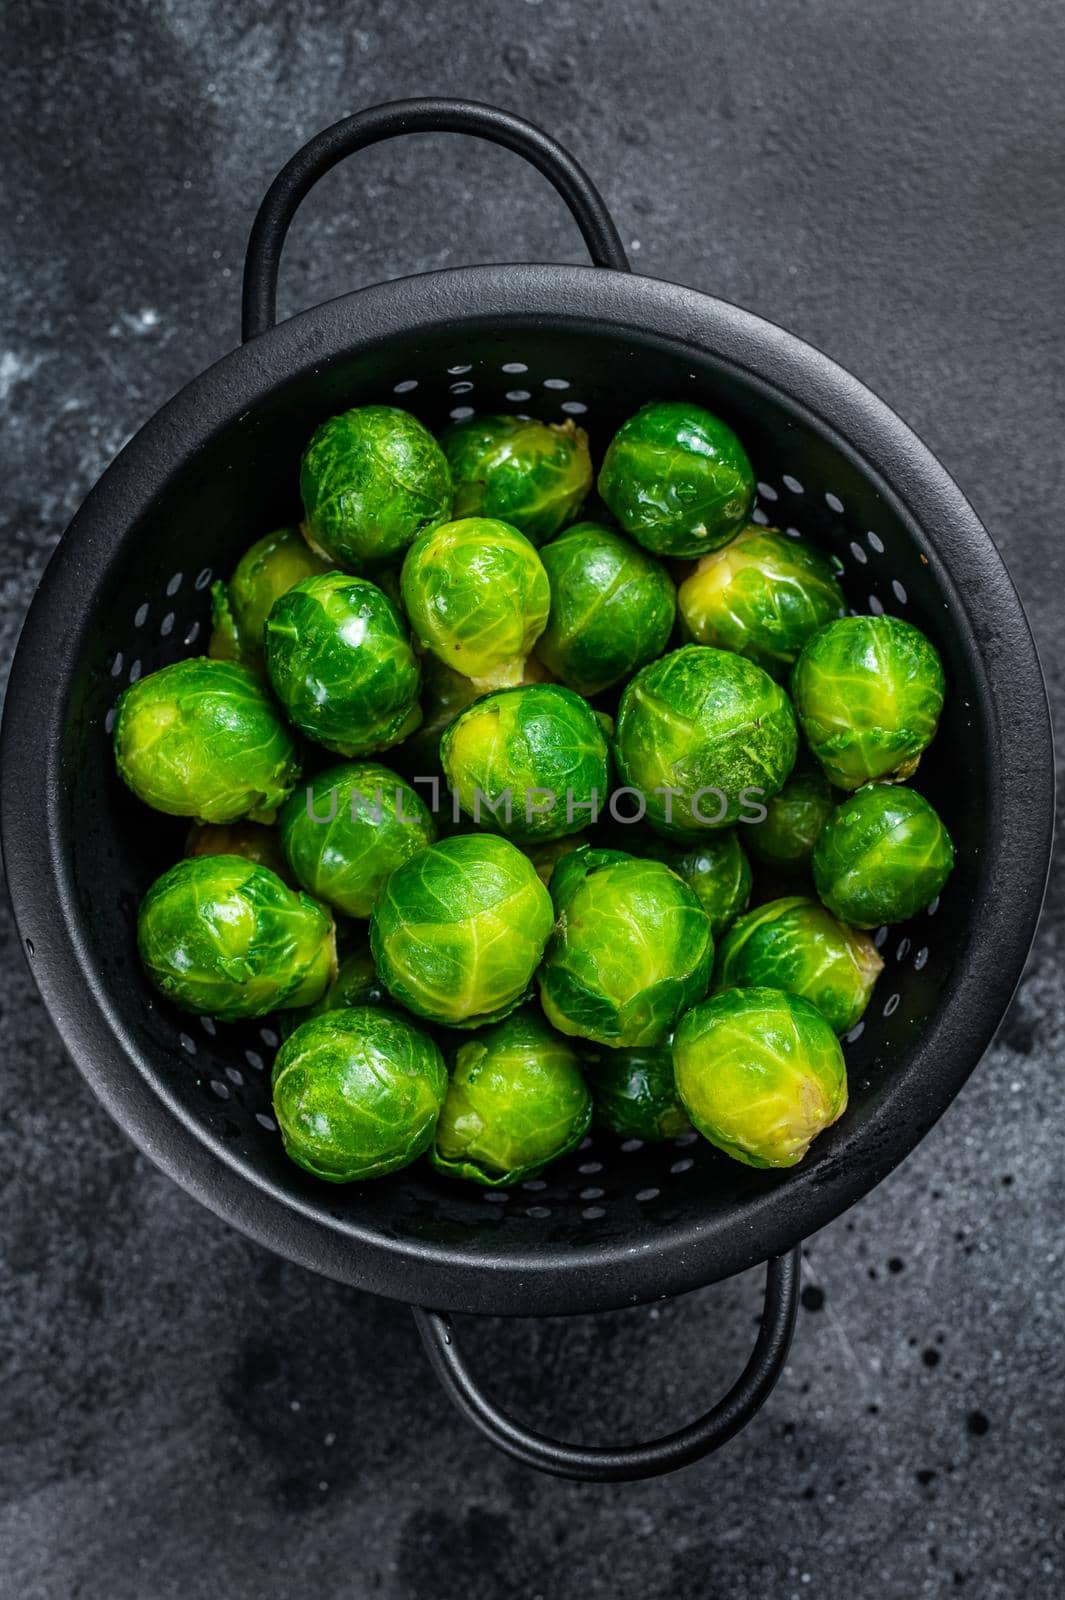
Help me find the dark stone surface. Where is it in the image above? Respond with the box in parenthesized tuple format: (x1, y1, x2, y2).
(1, 2, 1063, 1595)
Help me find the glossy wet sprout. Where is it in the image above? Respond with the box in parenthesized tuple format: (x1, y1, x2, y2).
(677, 526, 844, 677)
(400, 653, 483, 774)
(264, 571, 421, 758)
(714, 896, 884, 1034)
(113, 658, 299, 823)
(522, 834, 588, 887)
(613, 645, 798, 836)
(812, 783, 955, 928)
(441, 683, 610, 841)
(137, 855, 335, 1020)
(278, 939, 389, 1039)
(400, 516, 550, 687)
(278, 761, 436, 918)
(534, 522, 677, 696)
(272, 1007, 447, 1183)
(598, 401, 755, 557)
(185, 820, 291, 880)
(644, 831, 754, 939)
(586, 1044, 691, 1142)
(538, 847, 714, 1048)
(209, 526, 332, 671)
(370, 834, 554, 1029)
(441, 414, 592, 545)
(791, 615, 946, 788)
(673, 987, 847, 1168)
(430, 1010, 592, 1186)
(299, 405, 452, 570)
(745, 766, 837, 870)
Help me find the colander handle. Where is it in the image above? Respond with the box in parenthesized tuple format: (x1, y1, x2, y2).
(242, 97, 630, 340)
(412, 1245, 800, 1483)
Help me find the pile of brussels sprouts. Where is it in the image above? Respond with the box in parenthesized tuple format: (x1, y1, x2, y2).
(114, 396, 955, 1189)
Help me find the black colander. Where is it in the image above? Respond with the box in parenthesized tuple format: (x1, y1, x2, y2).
(1, 100, 1054, 1483)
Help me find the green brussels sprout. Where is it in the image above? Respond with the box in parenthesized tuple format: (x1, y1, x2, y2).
(534, 522, 677, 696)
(278, 761, 436, 918)
(397, 654, 482, 773)
(430, 1010, 592, 1186)
(714, 896, 884, 1034)
(137, 855, 335, 1020)
(400, 517, 550, 687)
(812, 783, 955, 928)
(441, 414, 592, 545)
(791, 615, 946, 789)
(440, 683, 609, 842)
(745, 766, 837, 870)
(272, 1007, 447, 1182)
(643, 831, 754, 939)
(613, 645, 798, 838)
(586, 1044, 690, 1142)
(278, 941, 388, 1040)
(370, 834, 554, 1028)
(186, 820, 291, 881)
(538, 847, 714, 1048)
(677, 526, 844, 677)
(523, 833, 588, 887)
(673, 987, 847, 1168)
(598, 401, 756, 557)
(299, 405, 452, 570)
(264, 572, 421, 758)
(209, 527, 332, 671)
(113, 658, 300, 824)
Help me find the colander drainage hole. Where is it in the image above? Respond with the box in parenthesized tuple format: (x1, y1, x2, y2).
(526, 1205, 551, 1219)
(160, 612, 175, 637)
(184, 621, 201, 647)
(560, 401, 587, 415)
(501, 362, 528, 375)
(579, 1187, 604, 1201)
(867, 531, 885, 553)
(522, 1178, 547, 1192)
(133, 602, 149, 628)
(255, 1112, 277, 1132)
(914, 946, 930, 971)
(449, 406, 474, 421)
(825, 492, 845, 514)
(635, 1187, 660, 1203)
(482, 1191, 508, 1204)
(620, 1138, 644, 1153)
(209, 1079, 230, 1100)
(393, 378, 418, 393)
(883, 993, 901, 1017)
(756, 481, 778, 501)
(199, 1015, 217, 1036)
(845, 1020, 865, 1044)
(543, 377, 570, 390)
(447, 364, 471, 376)
(225, 1066, 243, 1086)
(581, 1206, 605, 1221)
(244, 1049, 264, 1072)
(868, 594, 885, 615)
(577, 1161, 603, 1176)
(449, 380, 473, 395)
(892, 579, 908, 604)
(751, 507, 770, 526)
(782, 475, 804, 495)
(179, 1032, 196, 1054)
(673, 1131, 698, 1147)
(166, 572, 183, 596)
(194, 567, 213, 591)
(670, 1157, 694, 1175)
(258, 1026, 278, 1048)
(505, 389, 531, 402)
(849, 541, 868, 565)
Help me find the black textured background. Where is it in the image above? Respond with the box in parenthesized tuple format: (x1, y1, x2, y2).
(2, 3, 1063, 1596)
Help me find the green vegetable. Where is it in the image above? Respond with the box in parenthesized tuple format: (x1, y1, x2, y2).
(441, 683, 610, 841)
(441, 414, 592, 545)
(400, 517, 550, 687)
(539, 847, 714, 1048)
(745, 766, 837, 870)
(430, 1011, 592, 1186)
(586, 1044, 690, 1142)
(534, 521, 677, 696)
(137, 855, 335, 1020)
(185, 820, 291, 880)
(264, 572, 421, 758)
(812, 783, 955, 927)
(791, 615, 945, 788)
(370, 834, 554, 1028)
(523, 834, 588, 887)
(714, 896, 884, 1034)
(673, 987, 847, 1168)
(272, 1007, 447, 1182)
(598, 401, 755, 557)
(208, 527, 332, 671)
(278, 941, 388, 1039)
(299, 405, 452, 570)
(677, 526, 844, 677)
(278, 762, 435, 918)
(613, 645, 798, 837)
(113, 658, 299, 823)
(644, 831, 753, 938)
(400, 654, 483, 773)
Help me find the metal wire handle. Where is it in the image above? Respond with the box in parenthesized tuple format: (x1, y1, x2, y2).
(413, 1247, 800, 1482)
(242, 97, 630, 340)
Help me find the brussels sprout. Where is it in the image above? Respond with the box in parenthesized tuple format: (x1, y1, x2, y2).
(613, 645, 798, 838)
(278, 761, 436, 918)
(430, 1011, 592, 1186)
(586, 1044, 690, 1142)
(186, 820, 291, 880)
(745, 766, 837, 870)
(370, 834, 554, 1028)
(264, 572, 421, 758)
(791, 615, 945, 788)
(441, 414, 592, 545)
(299, 405, 452, 570)
(673, 987, 847, 1168)
(677, 526, 844, 677)
(278, 941, 388, 1040)
(598, 401, 755, 557)
(523, 833, 588, 887)
(538, 847, 714, 1048)
(272, 1007, 447, 1182)
(209, 527, 332, 671)
(812, 783, 955, 928)
(714, 896, 883, 1034)
(137, 855, 335, 1020)
(534, 522, 677, 696)
(397, 654, 482, 773)
(441, 683, 609, 842)
(643, 831, 753, 939)
(113, 658, 299, 823)
(400, 517, 550, 687)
